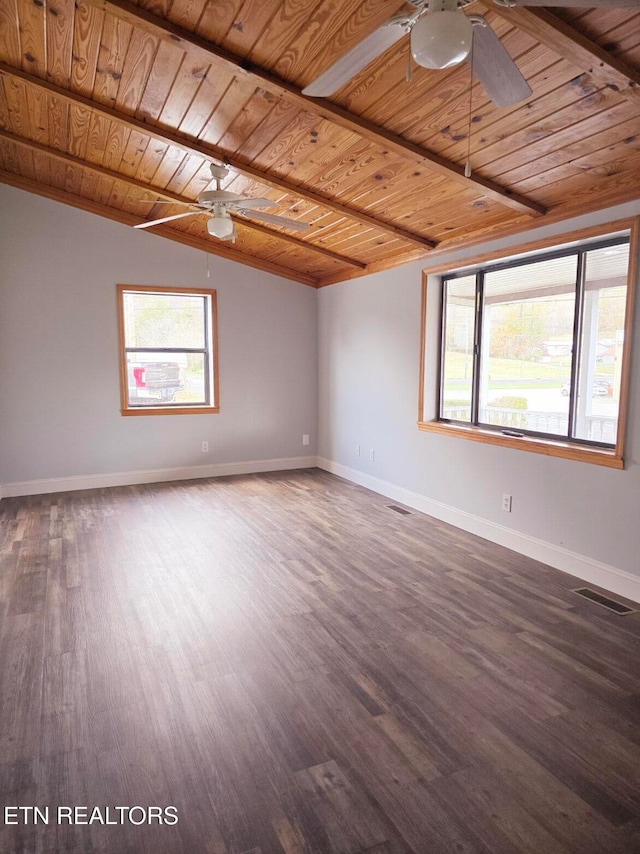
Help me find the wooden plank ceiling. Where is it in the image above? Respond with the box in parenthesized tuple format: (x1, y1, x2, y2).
(1, 0, 640, 286)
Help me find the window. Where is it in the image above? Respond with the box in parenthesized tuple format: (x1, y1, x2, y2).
(117, 285, 219, 416)
(419, 220, 638, 467)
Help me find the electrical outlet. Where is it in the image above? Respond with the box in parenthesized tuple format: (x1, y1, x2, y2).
(355, 445, 360, 457)
(369, 449, 375, 462)
(502, 494, 512, 513)
(202, 441, 209, 453)
(302, 434, 310, 446)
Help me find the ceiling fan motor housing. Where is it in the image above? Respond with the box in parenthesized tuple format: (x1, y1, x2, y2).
(199, 189, 241, 205)
(411, 0, 473, 70)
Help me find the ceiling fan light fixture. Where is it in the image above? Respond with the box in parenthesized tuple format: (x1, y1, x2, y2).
(207, 213, 235, 239)
(410, 10, 473, 70)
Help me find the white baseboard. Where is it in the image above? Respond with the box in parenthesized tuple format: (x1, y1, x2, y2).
(0, 456, 318, 499)
(4, 454, 638, 604)
(317, 457, 640, 605)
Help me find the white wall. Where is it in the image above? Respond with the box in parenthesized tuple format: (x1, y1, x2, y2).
(0, 185, 317, 490)
(318, 201, 640, 598)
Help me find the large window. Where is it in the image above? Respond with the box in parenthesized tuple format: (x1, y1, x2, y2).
(117, 285, 219, 416)
(420, 221, 638, 467)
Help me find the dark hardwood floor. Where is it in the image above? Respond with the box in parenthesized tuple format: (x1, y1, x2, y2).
(1, 469, 639, 853)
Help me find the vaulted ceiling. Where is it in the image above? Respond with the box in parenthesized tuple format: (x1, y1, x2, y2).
(1, 0, 639, 286)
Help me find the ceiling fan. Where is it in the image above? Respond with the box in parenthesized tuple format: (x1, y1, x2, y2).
(302, 0, 636, 108)
(134, 164, 310, 242)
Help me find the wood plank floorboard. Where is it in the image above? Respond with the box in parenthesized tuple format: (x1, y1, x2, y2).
(0, 468, 639, 853)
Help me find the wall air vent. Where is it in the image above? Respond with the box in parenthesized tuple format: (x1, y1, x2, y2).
(572, 588, 635, 615)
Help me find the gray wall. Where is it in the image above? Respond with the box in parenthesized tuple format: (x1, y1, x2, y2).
(0, 185, 317, 484)
(318, 202, 640, 580)
(3, 183, 640, 584)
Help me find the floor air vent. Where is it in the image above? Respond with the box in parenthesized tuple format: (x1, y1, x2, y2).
(572, 587, 635, 615)
(387, 505, 412, 515)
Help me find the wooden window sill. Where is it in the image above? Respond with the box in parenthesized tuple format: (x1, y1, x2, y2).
(418, 420, 624, 469)
(121, 406, 220, 417)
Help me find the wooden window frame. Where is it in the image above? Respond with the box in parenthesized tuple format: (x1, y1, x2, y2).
(418, 218, 639, 469)
(117, 284, 220, 417)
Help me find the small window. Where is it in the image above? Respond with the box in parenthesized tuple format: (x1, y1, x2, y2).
(117, 285, 219, 416)
(420, 221, 638, 466)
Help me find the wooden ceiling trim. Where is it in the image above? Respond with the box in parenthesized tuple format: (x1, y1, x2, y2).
(484, 5, 640, 100)
(77, 0, 544, 217)
(317, 247, 433, 288)
(0, 62, 436, 249)
(419, 178, 640, 259)
(317, 168, 640, 287)
(0, 168, 320, 285)
(420, 217, 636, 277)
(0, 128, 365, 269)
(315, 187, 640, 289)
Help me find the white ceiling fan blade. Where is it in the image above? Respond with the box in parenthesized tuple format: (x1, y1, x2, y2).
(229, 197, 277, 209)
(134, 210, 203, 229)
(471, 21, 532, 108)
(302, 20, 410, 97)
(500, 0, 638, 6)
(236, 209, 310, 232)
(129, 199, 194, 205)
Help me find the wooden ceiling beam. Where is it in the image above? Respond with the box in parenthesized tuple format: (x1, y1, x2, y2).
(0, 63, 435, 251)
(0, 129, 366, 270)
(81, 0, 545, 218)
(484, 4, 640, 98)
(0, 170, 319, 286)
